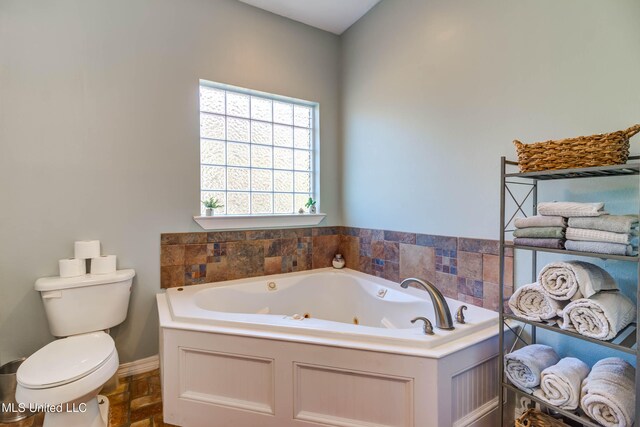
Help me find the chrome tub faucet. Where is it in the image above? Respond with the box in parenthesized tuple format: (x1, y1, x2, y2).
(400, 277, 455, 330)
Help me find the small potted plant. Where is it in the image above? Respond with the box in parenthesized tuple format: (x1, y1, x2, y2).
(202, 197, 224, 216)
(305, 197, 317, 214)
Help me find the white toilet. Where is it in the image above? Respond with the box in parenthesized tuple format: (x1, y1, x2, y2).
(15, 269, 135, 427)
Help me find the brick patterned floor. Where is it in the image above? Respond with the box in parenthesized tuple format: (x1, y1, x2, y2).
(0, 369, 175, 427)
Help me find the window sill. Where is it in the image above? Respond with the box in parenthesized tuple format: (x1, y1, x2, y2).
(193, 213, 326, 230)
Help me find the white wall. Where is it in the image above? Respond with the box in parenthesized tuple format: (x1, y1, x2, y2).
(341, 0, 640, 238)
(0, 0, 340, 363)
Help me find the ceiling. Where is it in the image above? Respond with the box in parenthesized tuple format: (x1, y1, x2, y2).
(237, 0, 381, 35)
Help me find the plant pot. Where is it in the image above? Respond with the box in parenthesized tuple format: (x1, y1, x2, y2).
(205, 208, 214, 216)
(309, 205, 317, 214)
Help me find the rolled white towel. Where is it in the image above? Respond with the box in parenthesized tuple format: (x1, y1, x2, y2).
(561, 292, 636, 340)
(508, 283, 565, 322)
(504, 344, 560, 393)
(581, 357, 636, 427)
(538, 261, 617, 301)
(532, 357, 590, 410)
(537, 201, 605, 217)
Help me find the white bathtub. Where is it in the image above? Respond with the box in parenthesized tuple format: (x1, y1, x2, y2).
(158, 268, 502, 427)
(164, 268, 497, 356)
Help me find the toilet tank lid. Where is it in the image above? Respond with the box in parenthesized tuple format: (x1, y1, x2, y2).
(35, 269, 135, 291)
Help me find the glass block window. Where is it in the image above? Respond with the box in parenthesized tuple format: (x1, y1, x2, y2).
(199, 81, 317, 215)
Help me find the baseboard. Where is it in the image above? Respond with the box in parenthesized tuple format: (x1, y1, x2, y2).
(117, 354, 160, 377)
(453, 397, 499, 427)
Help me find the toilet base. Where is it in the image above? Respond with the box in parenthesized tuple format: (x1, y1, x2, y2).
(42, 395, 109, 427)
(98, 395, 110, 425)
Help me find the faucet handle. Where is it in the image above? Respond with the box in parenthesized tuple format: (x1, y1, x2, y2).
(456, 305, 468, 324)
(411, 316, 434, 335)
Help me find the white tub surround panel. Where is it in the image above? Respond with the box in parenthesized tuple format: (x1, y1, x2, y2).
(158, 268, 503, 427)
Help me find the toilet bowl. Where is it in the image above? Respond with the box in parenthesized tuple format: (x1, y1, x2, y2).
(16, 269, 135, 427)
(16, 332, 118, 427)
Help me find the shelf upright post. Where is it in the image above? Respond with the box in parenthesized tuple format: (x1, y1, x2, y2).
(531, 179, 537, 344)
(637, 175, 640, 422)
(499, 157, 507, 426)
(531, 179, 538, 283)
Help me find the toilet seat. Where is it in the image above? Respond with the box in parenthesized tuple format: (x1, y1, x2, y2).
(17, 332, 115, 389)
(15, 343, 119, 407)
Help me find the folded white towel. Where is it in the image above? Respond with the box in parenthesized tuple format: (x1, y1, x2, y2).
(566, 227, 633, 245)
(569, 215, 638, 234)
(508, 283, 565, 322)
(514, 215, 567, 228)
(565, 240, 636, 256)
(581, 357, 636, 427)
(504, 344, 560, 393)
(532, 357, 590, 410)
(561, 292, 636, 340)
(538, 202, 605, 217)
(538, 261, 618, 301)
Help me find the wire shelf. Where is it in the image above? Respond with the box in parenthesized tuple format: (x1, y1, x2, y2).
(504, 315, 637, 355)
(506, 243, 639, 263)
(504, 158, 640, 181)
(502, 383, 603, 427)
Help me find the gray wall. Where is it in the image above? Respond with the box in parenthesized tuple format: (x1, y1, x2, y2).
(0, 0, 341, 363)
(340, 0, 640, 367)
(341, 0, 640, 238)
(2, 0, 639, 366)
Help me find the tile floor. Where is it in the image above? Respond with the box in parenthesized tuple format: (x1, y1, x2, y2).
(0, 369, 175, 427)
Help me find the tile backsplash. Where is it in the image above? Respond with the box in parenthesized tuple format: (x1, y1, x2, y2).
(160, 226, 513, 311)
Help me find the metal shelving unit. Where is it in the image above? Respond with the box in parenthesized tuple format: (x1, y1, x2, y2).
(499, 156, 640, 426)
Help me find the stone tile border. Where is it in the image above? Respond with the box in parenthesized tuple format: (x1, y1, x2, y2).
(160, 227, 514, 311)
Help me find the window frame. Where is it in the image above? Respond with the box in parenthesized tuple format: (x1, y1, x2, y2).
(195, 80, 324, 230)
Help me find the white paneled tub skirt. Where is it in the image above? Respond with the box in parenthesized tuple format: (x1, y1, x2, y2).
(158, 268, 502, 427)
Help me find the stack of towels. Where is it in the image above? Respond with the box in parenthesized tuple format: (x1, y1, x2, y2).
(505, 345, 636, 426)
(514, 202, 638, 256)
(566, 214, 639, 256)
(513, 214, 567, 249)
(508, 260, 636, 341)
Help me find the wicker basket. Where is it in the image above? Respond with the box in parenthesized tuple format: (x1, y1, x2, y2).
(515, 409, 570, 427)
(513, 124, 640, 173)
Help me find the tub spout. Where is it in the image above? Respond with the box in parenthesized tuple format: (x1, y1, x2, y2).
(400, 278, 455, 330)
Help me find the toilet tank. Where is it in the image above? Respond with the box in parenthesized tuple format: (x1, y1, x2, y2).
(35, 269, 135, 337)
